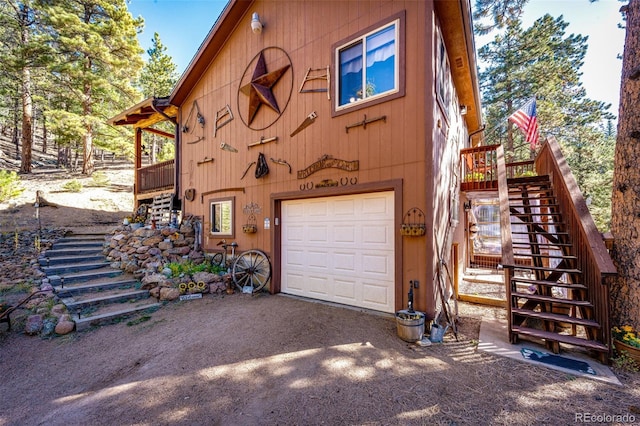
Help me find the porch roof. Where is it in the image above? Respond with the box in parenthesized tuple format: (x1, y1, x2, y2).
(107, 97, 178, 130)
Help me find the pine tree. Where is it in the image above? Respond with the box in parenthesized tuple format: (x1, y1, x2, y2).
(139, 32, 178, 163)
(140, 32, 178, 98)
(40, 0, 144, 175)
(611, 0, 640, 331)
(0, 1, 51, 173)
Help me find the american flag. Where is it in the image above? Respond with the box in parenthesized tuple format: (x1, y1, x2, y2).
(508, 97, 539, 148)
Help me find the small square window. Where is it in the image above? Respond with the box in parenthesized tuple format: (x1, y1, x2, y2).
(334, 13, 404, 114)
(210, 197, 234, 236)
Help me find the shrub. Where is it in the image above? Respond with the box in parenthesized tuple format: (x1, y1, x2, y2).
(90, 171, 110, 187)
(0, 170, 24, 202)
(62, 179, 82, 192)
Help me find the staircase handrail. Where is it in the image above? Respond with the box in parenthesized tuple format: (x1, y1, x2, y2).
(534, 137, 617, 278)
(535, 136, 615, 353)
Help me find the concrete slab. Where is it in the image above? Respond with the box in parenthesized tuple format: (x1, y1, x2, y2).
(478, 319, 621, 385)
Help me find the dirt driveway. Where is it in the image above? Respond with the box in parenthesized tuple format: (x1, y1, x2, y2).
(1, 292, 639, 426)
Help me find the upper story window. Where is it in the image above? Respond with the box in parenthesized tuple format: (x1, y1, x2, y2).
(333, 11, 405, 115)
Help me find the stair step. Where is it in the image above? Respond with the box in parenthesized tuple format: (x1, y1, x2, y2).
(511, 325, 608, 352)
(511, 291, 592, 307)
(511, 231, 569, 236)
(509, 203, 559, 209)
(511, 221, 566, 226)
(508, 195, 556, 201)
(42, 261, 110, 275)
(63, 290, 151, 311)
(511, 212, 563, 217)
(513, 241, 573, 247)
(49, 268, 124, 286)
(516, 253, 577, 260)
(39, 254, 105, 266)
(511, 265, 581, 274)
(507, 176, 551, 185)
(56, 235, 105, 243)
(54, 278, 138, 297)
(511, 277, 587, 290)
(74, 302, 162, 331)
(512, 308, 600, 327)
(52, 241, 104, 249)
(42, 247, 103, 258)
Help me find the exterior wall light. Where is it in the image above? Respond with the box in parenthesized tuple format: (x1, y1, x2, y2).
(251, 13, 263, 34)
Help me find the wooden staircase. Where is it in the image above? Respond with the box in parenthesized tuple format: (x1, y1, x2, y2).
(505, 175, 609, 361)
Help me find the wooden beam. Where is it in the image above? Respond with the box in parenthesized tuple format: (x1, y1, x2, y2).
(142, 127, 174, 139)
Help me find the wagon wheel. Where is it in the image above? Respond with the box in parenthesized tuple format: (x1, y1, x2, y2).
(211, 252, 225, 268)
(232, 249, 271, 293)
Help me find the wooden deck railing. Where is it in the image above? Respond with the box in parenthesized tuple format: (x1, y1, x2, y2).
(137, 159, 175, 194)
(461, 145, 535, 191)
(534, 136, 616, 351)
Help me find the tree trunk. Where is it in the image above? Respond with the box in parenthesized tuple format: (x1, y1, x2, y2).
(20, 66, 33, 173)
(12, 97, 19, 160)
(42, 109, 48, 154)
(610, 0, 640, 331)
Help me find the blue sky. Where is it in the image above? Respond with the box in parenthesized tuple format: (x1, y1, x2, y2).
(127, 0, 625, 116)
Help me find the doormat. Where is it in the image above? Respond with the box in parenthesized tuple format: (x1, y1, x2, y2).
(520, 348, 596, 375)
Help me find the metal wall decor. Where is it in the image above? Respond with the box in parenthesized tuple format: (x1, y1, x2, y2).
(247, 136, 277, 149)
(214, 105, 234, 136)
(400, 207, 426, 237)
(184, 188, 196, 201)
(197, 157, 214, 166)
(345, 114, 387, 133)
(183, 100, 206, 143)
(242, 202, 261, 234)
(315, 179, 338, 188)
(237, 47, 293, 130)
(297, 154, 359, 179)
(290, 111, 317, 137)
(298, 66, 330, 99)
(270, 157, 291, 173)
(241, 162, 256, 180)
(220, 142, 238, 153)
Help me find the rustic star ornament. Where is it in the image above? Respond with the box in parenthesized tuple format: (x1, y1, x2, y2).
(240, 51, 291, 125)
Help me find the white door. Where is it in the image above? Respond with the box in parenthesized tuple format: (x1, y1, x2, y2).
(281, 192, 395, 313)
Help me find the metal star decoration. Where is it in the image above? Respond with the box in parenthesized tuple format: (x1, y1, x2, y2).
(240, 51, 291, 125)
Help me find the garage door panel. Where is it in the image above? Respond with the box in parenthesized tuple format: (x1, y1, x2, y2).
(281, 192, 395, 313)
(284, 272, 305, 291)
(334, 252, 356, 272)
(334, 279, 357, 302)
(333, 225, 356, 243)
(362, 225, 392, 246)
(308, 250, 329, 269)
(334, 199, 357, 215)
(362, 253, 392, 276)
(309, 276, 330, 296)
(307, 200, 329, 216)
(284, 249, 305, 267)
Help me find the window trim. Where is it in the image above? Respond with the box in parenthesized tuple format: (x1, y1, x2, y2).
(209, 196, 235, 237)
(331, 10, 405, 117)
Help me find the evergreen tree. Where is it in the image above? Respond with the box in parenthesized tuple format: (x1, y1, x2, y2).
(40, 0, 144, 175)
(139, 32, 178, 163)
(611, 0, 640, 331)
(0, 1, 50, 173)
(140, 32, 178, 98)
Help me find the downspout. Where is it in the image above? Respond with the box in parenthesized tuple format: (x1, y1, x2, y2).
(151, 98, 181, 210)
(468, 125, 486, 147)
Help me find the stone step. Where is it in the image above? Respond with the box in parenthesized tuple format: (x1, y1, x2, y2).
(39, 254, 105, 266)
(63, 290, 151, 311)
(49, 267, 123, 286)
(42, 247, 104, 258)
(42, 260, 110, 275)
(56, 234, 105, 244)
(74, 302, 162, 331)
(54, 278, 138, 297)
(52, 241, 104, 249)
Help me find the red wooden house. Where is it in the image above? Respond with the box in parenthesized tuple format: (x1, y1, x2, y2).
(111, 0, 616, 361)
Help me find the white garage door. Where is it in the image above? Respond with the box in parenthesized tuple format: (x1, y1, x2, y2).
(281, 191, 395, 313)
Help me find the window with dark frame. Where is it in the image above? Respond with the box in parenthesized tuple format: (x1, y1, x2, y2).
(210, 197, 234, 236)
(333, 12, 404, 114)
